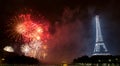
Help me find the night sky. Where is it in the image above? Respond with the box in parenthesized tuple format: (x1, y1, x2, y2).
(0, 0, 120, 64)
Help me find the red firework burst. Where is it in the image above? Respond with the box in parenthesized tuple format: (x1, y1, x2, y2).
(16, 14, 50, 43)
(10, 13, 51, 59)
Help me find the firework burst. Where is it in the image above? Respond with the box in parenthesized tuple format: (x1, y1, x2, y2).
(9, 13, 50, 60)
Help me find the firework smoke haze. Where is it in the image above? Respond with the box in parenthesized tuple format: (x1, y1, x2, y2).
(44, 8, 88, 63)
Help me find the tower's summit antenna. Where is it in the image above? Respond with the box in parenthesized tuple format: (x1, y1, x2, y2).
(93, 15, 110, 55)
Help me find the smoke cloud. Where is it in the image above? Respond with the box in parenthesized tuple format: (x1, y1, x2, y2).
(45, 7, 89, 63)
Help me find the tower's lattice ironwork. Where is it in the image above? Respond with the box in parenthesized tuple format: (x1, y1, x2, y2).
(93, 15, 110, 55)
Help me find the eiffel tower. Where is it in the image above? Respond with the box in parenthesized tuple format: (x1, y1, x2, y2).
(93, 15, 110, 55)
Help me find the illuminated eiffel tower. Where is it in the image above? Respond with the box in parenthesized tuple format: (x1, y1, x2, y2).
(93, 15, 110, 55)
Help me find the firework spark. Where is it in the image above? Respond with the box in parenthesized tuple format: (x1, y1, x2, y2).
(3, 46, 14, 52)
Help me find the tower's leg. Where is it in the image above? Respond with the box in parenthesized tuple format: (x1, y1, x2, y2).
(94, 44, 100, 52)
(102, 43, 108, 52)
